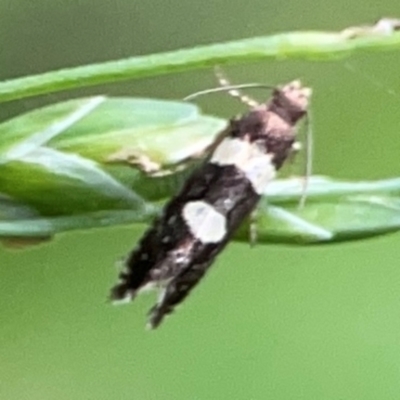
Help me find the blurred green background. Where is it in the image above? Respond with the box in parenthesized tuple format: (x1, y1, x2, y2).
(2, 1, 400, 399)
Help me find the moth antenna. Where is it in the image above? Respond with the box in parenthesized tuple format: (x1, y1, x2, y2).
(214, 66, 260, 108)
(183, 83, 272, 101)
(298, 111, 313, 209)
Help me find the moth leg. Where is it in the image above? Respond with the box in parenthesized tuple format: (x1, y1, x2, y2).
(148, 263, 208, 329)
(249, 209, 258, 247)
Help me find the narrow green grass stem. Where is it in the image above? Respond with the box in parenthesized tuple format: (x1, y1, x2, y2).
(1, 19, 400, 103)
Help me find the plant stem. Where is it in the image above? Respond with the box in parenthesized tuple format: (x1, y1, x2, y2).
(1, 20, 400, 103)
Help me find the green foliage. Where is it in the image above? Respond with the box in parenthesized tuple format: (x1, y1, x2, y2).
(1, 18, 400, 245)
(235, 177, 400, 244)
(0, 97, 225, 241)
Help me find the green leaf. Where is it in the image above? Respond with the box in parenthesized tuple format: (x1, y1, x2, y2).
(0, 96, 226, 231)
(234, 177, 400, 244)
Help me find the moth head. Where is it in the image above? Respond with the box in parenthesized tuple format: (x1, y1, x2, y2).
(273, 80, 312, 123)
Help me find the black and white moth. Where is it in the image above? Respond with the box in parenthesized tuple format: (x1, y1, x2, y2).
(110, 80, 311, 328)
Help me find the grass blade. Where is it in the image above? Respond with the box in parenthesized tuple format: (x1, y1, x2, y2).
(0, 19, 399, 102)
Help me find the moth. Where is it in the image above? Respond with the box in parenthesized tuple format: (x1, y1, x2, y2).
(110, 79, 311, 328)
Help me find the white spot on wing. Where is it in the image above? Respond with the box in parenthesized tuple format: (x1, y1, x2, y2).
(211, 138, 250, 166)
(183, 201, 226, 243)
(241, 152, 276, 194)
(211, 138, 276, 194)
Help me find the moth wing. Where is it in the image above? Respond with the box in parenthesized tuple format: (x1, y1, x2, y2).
(148, 258, 210, 329)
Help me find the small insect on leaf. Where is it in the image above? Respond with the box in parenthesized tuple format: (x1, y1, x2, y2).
(111, 81, 311, 329)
